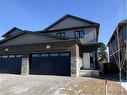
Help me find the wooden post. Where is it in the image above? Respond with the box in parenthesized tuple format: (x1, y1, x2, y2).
(105, 79, 108, 95)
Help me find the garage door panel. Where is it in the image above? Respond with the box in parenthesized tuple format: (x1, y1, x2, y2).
(9, 58, 22, 73)
(31, 62, 54, 75)
(55, 56, 70, 75)
(0, 54, 22, 74)
(31, 57, 50, 68)
(30, 54, 54, 74)
(30, 52, 71, 76)
(0, 58, 9, 72)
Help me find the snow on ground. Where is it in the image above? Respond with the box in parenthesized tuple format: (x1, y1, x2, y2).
(0, 74, 90, 95)
(0, 74, 126, 95)
(121, 82, 127, 90)
(0, 74, 13, 83)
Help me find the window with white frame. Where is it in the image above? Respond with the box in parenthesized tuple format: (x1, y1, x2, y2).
(75, 30, 85, 38)
(56, 32, 65, 37)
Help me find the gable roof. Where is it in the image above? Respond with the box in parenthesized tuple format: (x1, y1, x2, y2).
(107, 18, 127, 46)
(0, 29, 75, 44)
(1, 14, 100, 44)
(2, 27, 23, 37)
(43, 14, 100, 31)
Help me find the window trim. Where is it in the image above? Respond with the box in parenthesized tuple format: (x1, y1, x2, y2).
(56, 32, 65, 37)
(75, 30, 85, 38)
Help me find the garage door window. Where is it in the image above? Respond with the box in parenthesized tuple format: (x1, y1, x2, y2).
(41, 54, 49, 57)
(32, 54, 40, 57)
(9, 55, 15, 58)
(50, 53, 59, 56)
(16, 55, 23, 58)
(2, 55, 8, 58)
(60, 53, 70, 56)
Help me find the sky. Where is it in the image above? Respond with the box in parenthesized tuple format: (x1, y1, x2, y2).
(0, 0, 126, 44)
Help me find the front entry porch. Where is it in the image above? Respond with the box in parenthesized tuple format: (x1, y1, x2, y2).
(79, 43, 102, 77)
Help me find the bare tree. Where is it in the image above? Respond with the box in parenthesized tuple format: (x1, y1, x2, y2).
(109, 27, 127, 94)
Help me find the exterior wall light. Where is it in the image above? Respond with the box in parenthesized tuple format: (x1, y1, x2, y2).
(5, 48, 8, 51)
(46, 45, 50, 49)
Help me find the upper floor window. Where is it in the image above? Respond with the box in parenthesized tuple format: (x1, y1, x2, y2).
(75, 30, 85, 38)
(56, 32, 65, 37)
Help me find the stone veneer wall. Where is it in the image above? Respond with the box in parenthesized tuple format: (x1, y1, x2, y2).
(71, 43, 81, 77)
(21, 58, 29, 75)
(71, 57, 82, 77)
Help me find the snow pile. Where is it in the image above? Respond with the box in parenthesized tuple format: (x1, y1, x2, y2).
(52, 88, 65, 95)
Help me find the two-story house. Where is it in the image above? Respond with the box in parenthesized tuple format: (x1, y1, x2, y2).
(0, 14, 101, 77)
(107, 19, 127, 75)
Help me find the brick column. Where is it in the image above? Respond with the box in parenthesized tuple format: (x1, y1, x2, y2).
(21, 58, 29, 75)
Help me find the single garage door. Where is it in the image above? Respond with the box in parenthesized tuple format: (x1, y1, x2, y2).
(30, 52, 71, 76)
(0, 54, 22, 74)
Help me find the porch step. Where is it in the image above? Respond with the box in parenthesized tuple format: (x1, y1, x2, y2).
(79, 70, 99, 77)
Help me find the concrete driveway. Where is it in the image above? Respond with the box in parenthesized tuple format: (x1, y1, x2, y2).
(0, 74, 90, 95)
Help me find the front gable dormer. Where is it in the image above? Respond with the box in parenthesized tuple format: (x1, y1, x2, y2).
(44, 14, 99, 31)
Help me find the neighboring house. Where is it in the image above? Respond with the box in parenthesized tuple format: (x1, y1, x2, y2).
(107, 19, 127, 75)
(0, 14, 101, 77)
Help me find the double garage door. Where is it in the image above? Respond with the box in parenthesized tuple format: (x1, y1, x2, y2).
(30, 52, 71, 76)
(0, 52, 71, 76)
(0, 54, 22, 74)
